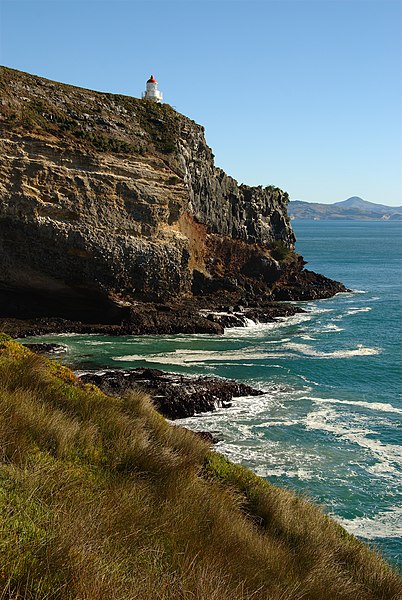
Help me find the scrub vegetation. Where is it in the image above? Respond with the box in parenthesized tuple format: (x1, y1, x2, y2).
(270, 239, 293, 262)
(0, 335, 400, 600)
(0, 65, 180, 156)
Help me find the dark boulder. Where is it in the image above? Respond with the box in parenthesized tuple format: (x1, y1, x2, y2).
(78, 368, 263, 420)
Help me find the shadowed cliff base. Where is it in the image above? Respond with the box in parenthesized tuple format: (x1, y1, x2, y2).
(0, 299, 305, 338)
(0, 266, 346, 336)
(0, 66, 347, 330)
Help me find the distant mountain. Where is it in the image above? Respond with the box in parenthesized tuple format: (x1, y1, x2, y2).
(289, 197, 402, 221)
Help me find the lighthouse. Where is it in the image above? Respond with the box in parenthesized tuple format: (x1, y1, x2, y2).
(142, 75, 163, 103)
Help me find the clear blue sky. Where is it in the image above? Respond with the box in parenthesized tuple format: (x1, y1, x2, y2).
(1, 0, 401, 205)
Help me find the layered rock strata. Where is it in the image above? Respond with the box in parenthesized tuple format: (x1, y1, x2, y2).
(0, 66, 346, 329)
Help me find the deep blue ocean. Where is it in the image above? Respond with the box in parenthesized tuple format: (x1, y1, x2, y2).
(25, 221, 402, 568)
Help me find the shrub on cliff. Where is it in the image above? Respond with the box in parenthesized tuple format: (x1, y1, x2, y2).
(270, 239, 292, 262)
(0, 336, 400, 599)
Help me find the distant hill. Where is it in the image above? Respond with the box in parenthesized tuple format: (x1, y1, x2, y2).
(289, 197, 402, 221)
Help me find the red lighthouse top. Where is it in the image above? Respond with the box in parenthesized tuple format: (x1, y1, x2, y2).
(147, 75, 157, 83)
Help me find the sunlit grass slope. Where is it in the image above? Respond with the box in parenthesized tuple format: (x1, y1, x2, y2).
(0, 334, 401, 600)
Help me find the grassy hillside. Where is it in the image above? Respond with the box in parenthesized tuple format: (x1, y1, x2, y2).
(0, 335, 400, 600)
(288, 199, 402, 221)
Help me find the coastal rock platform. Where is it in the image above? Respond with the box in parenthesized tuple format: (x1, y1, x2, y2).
(4, 300, 307, 338)
(78, 368, 263, 420)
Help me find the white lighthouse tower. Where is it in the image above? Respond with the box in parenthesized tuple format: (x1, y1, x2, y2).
(142, 75, 163, 103)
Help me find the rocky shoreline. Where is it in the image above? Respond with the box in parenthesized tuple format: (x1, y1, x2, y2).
(16, 290, 343, 429)
(78, 368, 264, 420)
(12, 287, 346, 425)
(2, 299, 307, 338)
(21, 340, 264, 434)
(18, 302, 287, 423)
(20, 337, 266, 422)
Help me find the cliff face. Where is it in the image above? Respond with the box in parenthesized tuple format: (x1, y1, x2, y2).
(0, 67, 340, 324)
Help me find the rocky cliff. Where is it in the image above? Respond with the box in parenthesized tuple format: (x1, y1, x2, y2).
(0, 66, 345, 329)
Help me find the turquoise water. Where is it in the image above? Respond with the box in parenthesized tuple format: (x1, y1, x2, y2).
(25, 221, 402, 567)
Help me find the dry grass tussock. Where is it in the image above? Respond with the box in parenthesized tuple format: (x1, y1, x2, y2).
(0, 335, 401, 600)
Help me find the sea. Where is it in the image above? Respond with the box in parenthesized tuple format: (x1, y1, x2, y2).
(24, 220, 402, 568)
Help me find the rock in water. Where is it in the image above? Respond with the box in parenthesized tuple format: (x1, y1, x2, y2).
(22, 342, 67, 354)
(78, 368, 263, 419)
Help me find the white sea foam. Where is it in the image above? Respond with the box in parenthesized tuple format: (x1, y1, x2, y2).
(81, 340, 114, 345)
(305, 407, 402, 472)
(344, 307, 372, 315)
(284, 342, 380, 358)
(366, 461, 399, 476)
(76, 370, 108, 376)
(298, 375, 320, 387)
(262, 338, 291, 344)
(112, 347, 294, 365)
(306, 307, 334, 315)
(243, 317, 257, 327)
(178, 391, 288, 427)
(253, 418, 302, 428)
(319, 324, 344, 332)
(254, 466, 316, 481)
(52, 332, 81, 337)
(221, 312, 314, 338)
(302, 396, 402, 414)
(211, 438, 326, 483)
(330, 346, 380, 357)
(334, 507, 402, 539)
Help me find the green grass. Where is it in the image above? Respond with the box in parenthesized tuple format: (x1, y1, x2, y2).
(270, 239, 293, 262)
(0, 336, 401, 599)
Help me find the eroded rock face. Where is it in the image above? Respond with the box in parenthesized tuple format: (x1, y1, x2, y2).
(0, 66, 342, 323)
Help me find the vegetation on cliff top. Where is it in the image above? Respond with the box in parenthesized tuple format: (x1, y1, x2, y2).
(0, 65, 184, 157)
(0, 335, 400, 599)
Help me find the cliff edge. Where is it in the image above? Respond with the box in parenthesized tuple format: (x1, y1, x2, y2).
(0, 67, 345, 329)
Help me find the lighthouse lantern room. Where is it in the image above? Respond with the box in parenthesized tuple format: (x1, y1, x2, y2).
(142, 75, 163, 103)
